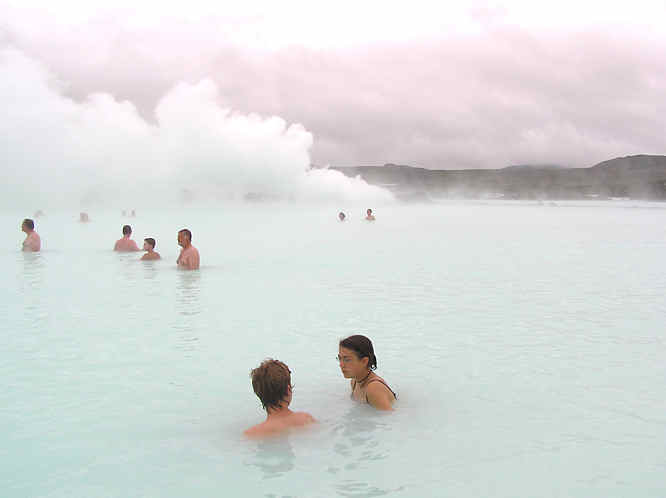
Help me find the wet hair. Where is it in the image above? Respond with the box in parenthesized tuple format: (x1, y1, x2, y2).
(339, 212, 346, 219)
(22, 218, 34, 230)
(144, 237, 156, 249)
(250, 359, 292, 411)
(122, 225, 132, 235)
(367, 208, 373, 214)
(179, 228, 192, 241)
(339, 335, 377, 370)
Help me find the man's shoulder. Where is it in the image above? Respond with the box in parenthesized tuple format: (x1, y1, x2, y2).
(243, 423, 267, 438)
(244, 421, 282, 438)
(290, 411, 316, 426)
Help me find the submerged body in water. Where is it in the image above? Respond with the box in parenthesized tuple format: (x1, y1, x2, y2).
(114, 225, 140, 252)
(176, 229, 199, 270)
(21, 218, 40, 252)
(339, 335, 395, 411)
(141, 238, 160, 261)
(245, 359, 315, 438)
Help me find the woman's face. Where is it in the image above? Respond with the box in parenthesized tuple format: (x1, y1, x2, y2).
(338, 346, 368, 379)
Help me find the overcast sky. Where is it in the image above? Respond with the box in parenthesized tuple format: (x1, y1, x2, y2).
(2, 0, 666, 169)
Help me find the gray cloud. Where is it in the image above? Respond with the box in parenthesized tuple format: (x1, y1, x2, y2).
(2, 12, 666, 169)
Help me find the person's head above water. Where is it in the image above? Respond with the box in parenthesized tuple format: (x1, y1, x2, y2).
(122, 225, 132, 236)
(338, 335, 377, 378)
(250, 359, 292, 412)
(338, 212, 346, 221)
(244, 359, 315, 438)
(22, 218, 34, 232)
(177, 228, 192, 248)
(143, 238, 156, 250)
(339, 335, 396, 410)
(366, 209, 372, 215)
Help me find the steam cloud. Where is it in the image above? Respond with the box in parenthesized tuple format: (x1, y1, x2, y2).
(0, 48, 393, 209)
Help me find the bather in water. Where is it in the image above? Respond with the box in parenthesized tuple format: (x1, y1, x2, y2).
(338, 335, 396, 411)
(244, 359, 316, 438)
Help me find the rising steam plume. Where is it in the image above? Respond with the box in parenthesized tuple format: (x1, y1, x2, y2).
(0, 48, 393, 209)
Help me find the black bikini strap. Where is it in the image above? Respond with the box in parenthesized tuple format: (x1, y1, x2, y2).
(365, 378, 397, 400)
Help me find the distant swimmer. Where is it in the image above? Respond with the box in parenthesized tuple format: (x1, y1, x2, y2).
(79, 212, 90, 223)
(140, 238, 161, 261)
(244, 359, 316, 438)
(34, 210, 44, 218)
(338, 335, 396, 411)
(21, 218, 41, 252)
(365, 208, 376, 221)
(122, 210, 126, 217)
(114, 225, 140, 252)
(131, 209, 136, 217)
(338, 212, 346, 221)
(176, 228, 200, 270)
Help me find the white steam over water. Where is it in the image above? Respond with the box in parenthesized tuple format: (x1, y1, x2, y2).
(0, 48, 393, 208)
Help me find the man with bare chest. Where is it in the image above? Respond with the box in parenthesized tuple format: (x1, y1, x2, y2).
(176, 228, 200, 270)
(21, 218, 41, 252)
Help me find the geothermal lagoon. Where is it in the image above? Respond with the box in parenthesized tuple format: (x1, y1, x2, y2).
(3, 201, 666, 497)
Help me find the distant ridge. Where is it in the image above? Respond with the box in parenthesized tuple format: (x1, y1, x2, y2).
(502, 164, 566, 171)
(330, 155, 666, 201)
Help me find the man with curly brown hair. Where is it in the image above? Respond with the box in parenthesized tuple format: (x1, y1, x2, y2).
(244, 359, 315, 438)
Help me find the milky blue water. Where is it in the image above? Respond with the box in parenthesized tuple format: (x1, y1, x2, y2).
(2, 202, 666, 497)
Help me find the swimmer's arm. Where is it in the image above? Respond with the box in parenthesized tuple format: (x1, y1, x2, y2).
(365, 383, 394, 411)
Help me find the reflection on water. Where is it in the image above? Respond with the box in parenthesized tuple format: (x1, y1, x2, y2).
(19, 252, 48, 329)
(141, 260, 160, 280)
(173, 271, 202, 355)
(244, 437, 296, 480)
(331, 405, 390, 457)
(176, 271, 201, 317)
(330, 407, 399, 497)
(336, 482, 397, 498)
(115, 252, 140, 287)
(20, 252, 44, 288)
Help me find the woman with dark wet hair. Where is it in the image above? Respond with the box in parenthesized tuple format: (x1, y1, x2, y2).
(337, 335, 396, 411)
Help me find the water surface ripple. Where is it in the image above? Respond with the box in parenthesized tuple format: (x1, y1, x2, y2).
(1, 202, 665, 497)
